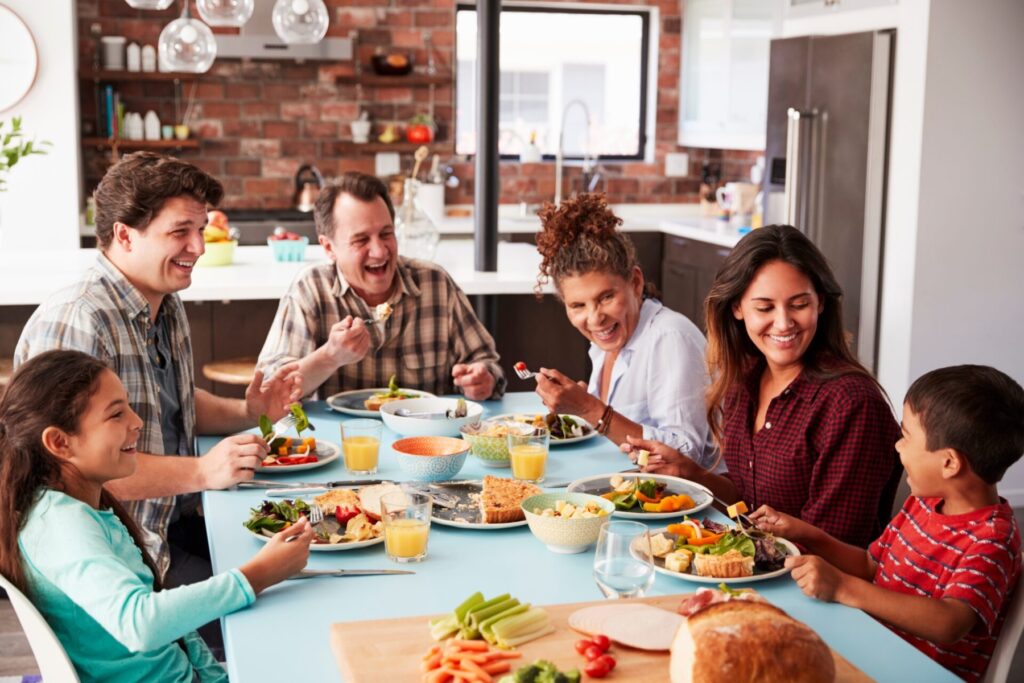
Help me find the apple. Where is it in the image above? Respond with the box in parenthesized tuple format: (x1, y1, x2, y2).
(207, 210, 229, 229)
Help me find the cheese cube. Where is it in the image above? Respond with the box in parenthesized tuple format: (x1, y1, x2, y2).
(665, 549, 694, 573)
(650, 533, 675, 558)
(637, 449, 650, 467)
(727, 501, 749, 519)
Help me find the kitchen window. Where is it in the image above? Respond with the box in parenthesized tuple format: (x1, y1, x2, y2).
(455, 4, 653, 161)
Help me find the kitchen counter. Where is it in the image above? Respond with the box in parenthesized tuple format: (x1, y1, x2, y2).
(0, 241, 551, 306)
(437, 202, 747, 249)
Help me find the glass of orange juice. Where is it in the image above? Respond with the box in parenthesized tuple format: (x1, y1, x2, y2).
(381, 490, 432, 563)
(340, 419, 383, 474)
(508, 428, 550, 484)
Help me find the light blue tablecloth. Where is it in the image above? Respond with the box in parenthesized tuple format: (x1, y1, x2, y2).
(200, 394, 958, 682)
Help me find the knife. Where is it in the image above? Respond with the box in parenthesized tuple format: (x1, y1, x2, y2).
(709, 493, 756, 528)
(238, 479, 386, 490)
(286, 569, 415, 580)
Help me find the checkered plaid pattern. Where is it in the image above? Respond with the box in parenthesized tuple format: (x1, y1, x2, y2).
(722, 368, 902, 547)
(14, 254, 197, 577)
(257, 257, 505, 399)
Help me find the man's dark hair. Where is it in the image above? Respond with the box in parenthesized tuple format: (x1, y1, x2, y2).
(313, 171, 395, 239)
(93, 152, 223, 250)
(905, 365, 1024, 484)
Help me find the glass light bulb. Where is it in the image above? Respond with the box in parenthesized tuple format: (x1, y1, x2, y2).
(125, 0, 175, 9)
(158, 13, 217, 73)
(272, 0, 329, 45)
(196, 0, 254, 28)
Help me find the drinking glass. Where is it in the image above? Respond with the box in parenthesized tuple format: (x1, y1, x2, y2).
(592, 520, 655, 599)
(381, 490, 432, 563)
(340, 419, 382, 474)
(507, 428, 549, 483)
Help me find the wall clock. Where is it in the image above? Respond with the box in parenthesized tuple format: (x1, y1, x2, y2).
(0, 4, 39, 112)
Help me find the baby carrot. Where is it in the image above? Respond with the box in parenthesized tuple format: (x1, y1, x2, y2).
(447, 639, 490, 651)
(481, 661, 511, 675)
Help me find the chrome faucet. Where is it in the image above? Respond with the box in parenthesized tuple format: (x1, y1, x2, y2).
(554, 99, 594, 205)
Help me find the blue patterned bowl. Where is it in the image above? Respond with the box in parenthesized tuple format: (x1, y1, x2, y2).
(392, 436, 469, 482)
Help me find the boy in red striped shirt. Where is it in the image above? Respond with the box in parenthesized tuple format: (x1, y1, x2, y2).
(750, 365, 1024, 682)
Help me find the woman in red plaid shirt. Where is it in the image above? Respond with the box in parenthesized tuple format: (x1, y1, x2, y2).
(626, 225, 902, 547)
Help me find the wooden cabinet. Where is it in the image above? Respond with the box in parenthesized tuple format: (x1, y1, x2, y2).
(660, 235, 732, 330)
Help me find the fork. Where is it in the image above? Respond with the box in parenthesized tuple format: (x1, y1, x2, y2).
(264, 413, 298, 444)
(513, 361, 539, 380)
(287, 503, 323, 543)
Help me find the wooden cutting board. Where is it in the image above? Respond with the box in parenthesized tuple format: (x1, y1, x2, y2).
(330, 594, 872, 682)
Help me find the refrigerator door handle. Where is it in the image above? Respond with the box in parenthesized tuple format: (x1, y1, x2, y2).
(784, 108, 819, 233)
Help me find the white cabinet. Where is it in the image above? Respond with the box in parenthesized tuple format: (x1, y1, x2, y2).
(784, 0, 897, 18)
(678, 0, 781, 151)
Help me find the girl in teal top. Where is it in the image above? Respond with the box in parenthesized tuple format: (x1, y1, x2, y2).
(0, 350, 314, 683)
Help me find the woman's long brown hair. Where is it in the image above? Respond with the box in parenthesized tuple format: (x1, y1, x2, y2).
(704, 225, 885, 447)
(0, 350, 164, 594)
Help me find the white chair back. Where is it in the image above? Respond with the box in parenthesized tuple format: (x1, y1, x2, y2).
(982, 581, 1024, 683)
(0, 573, 80, 683)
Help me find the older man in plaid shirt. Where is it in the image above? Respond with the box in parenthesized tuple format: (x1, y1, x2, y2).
(15, 153, 303, 591)
(258, 172, 505, 401)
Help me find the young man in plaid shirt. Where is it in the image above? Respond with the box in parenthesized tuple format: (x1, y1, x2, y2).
(258, 172, 505, 401)
(751, 365, 1024, 682)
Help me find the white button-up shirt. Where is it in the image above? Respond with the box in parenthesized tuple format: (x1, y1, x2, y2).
(587, 298, 724, 472)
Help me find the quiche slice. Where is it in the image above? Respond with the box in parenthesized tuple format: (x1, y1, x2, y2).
(479, 475, 541, 524)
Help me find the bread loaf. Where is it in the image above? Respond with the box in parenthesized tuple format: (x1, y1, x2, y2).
(670, 601, 835, 683)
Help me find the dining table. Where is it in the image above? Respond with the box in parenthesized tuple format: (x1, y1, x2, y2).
(200, 392, 960, 682)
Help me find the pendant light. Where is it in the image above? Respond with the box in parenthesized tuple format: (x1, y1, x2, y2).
(272, 0, 329, 45)
(158, 2, 217, 73)
(125, 0, 175, 8)
(196, 0, 254, 28)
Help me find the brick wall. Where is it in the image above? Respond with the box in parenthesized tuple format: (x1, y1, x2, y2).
(78, 0, 760, 210)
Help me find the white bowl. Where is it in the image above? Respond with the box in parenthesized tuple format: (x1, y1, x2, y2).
(379, 397, 482, 437)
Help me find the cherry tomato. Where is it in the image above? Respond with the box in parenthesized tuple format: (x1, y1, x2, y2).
(584, 645, 604, 661)
(591, 634, 611, 652)
(597, 654, 616, 671)
(574, 639, 596, 655)
(584, 658, 611, 678)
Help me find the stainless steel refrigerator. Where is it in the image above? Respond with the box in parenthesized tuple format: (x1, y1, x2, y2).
(762, 30, 894, 371)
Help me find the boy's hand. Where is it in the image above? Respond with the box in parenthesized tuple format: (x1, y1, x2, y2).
(787, 555, 847, 602)
(749, 504, 817, 543)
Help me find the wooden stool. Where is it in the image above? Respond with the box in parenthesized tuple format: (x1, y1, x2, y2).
(201, 357, 257, 386)
(0, 358, 12, 392)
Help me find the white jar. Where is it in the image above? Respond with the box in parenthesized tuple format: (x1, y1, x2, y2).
(126, 42, 141, 72)
(100, 36, 127, 71)
(141, 44, 157, 72)
(144, 111, 161, 141)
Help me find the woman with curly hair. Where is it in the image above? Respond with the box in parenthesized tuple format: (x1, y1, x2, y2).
(532, 194, 718, 469)
(625, 225, 902, 547)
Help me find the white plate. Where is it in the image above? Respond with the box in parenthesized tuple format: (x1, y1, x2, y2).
(486, 413, 598, 446)
(326, 388, 436, 417)
(430, 515, 528, 530)
(566, 473, 713, 520)
(259, 441, 341, 473)
(637, 527, 800, 584)
(248, 528, 385, 552)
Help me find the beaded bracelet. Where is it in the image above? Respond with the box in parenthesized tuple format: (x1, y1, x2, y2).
(595, 403, 615, 435)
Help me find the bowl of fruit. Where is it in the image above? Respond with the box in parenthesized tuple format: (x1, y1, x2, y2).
(267, 227, 309, 262)
(370, 53, 413, 76)
(196, 210, 238, 267)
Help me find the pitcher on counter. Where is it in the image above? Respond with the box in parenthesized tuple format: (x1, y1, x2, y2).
(13, 152, 303, 655)
(257, 171, 505, 401)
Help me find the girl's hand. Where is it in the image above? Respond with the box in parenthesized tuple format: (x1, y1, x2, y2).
(621, 436, 701, 479)
(748, 505, 816, 543)
(534, 368, 603, 424)
(240, 517, 313, 594)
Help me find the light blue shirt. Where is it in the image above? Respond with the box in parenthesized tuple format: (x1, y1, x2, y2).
(18, 490, 256, 683)
(587, 299, 723, 472)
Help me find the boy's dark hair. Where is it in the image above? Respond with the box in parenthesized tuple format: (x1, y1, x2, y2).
(314, 172, 396, 239)
(905, 365, 1024, 484)
(93, 152, 223, 250)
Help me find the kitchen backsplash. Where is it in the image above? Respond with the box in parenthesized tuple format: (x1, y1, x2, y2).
(77, 0, 760, 209)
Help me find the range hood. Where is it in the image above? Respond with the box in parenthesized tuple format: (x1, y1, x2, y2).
(214, 0, 352, 61)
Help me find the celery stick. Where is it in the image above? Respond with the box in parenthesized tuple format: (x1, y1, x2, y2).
(497, 623, 555, 648)
(469, 598, 519, 628)
(480, 603, 530, 643)
(464, 593, 510, 622)
(453, 591, 484, 624)
(490, 608, 548, 639)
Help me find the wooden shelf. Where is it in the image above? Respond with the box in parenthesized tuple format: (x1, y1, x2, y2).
(334, 73, 451, 87)
(82, 138, 200, 150)
(79, 69, 198, 82)
(330, 141, 453, 153)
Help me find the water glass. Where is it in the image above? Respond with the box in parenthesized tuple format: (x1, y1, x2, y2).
(507, 428, 549, 483)
(592, 520, 655, 599)
(381, 490, 432, 563)
(340, 419, 383, 474)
